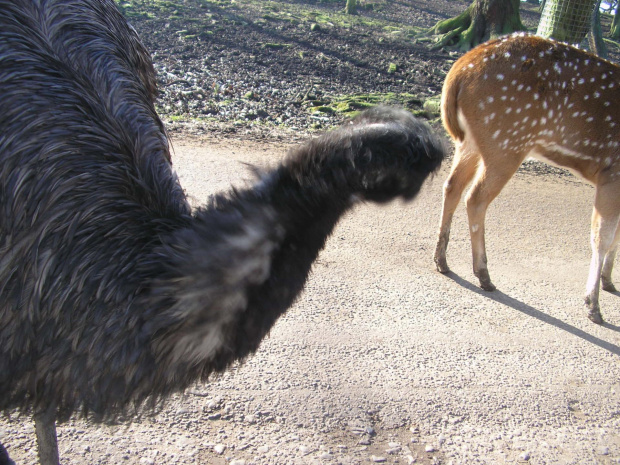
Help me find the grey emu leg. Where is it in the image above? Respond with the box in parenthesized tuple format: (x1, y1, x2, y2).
(0, 442, 15, 465)
(34, 406, 59, 465)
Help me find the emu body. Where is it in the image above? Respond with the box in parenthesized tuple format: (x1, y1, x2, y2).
(0, 1, 444, 463)
(434, 33, 620, 324)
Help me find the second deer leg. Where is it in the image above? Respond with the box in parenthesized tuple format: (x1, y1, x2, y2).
(465, 160, 522, 291)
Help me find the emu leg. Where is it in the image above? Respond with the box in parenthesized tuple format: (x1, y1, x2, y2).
(0, 442, 15, 465)
(34, 407, 59, 465)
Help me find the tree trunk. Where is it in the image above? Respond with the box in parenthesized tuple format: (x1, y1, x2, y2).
(345, 0, 357, 15)
(422, 0, 525, 51)
(611, 2, 620, 39)
(588, 0, 608, 57)
(536, 0, 598, 44)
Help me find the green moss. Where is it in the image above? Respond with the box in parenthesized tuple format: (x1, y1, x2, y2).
(261, 43, 292, 49)
(311, 106, 336, 114)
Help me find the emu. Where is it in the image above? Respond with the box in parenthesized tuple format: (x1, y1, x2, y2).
(0, 0, 445, 463)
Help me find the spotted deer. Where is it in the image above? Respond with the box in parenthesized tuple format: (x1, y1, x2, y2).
(434, 33, 620, 324)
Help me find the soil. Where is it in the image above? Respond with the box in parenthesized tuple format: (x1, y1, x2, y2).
(2, 1, 620, 464)
(117, 0, 552, 141)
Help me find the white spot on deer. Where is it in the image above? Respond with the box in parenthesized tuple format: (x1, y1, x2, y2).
(609, 82, 615, 88)
(572, 111, 580, 117)
(506, 107, 512, 114)
(468, 63, 474, 69)
(517, 84, 524, 91)
(523, 116, 529, 123)
(542, 101, 548, 110)
(471, 224, 479, 233)
(578, 78, 585, 84)
(505, 52, 511, 58)
(487, 96, 494, 103)
(492, 130, 501, 139)
(497, 74, 505, 80)
(548, 109, 554, 119)
(605, 101, 611, 106)
(553, 63, 562, 74)
(501, 95, 507, 101)
(516, 108, 522, 114)
(525, 103, 532, 110)
(541, 117, 547, 125)
(605, 115, 612, 122)
(534, 93, 540, 100)
(489, 112, 496, 120)
(586, 117, 594, 123)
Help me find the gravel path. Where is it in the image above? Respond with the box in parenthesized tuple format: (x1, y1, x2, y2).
(2, 136, 620, 465)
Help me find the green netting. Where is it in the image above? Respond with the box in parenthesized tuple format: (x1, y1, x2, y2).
(536, 0, 598, 45)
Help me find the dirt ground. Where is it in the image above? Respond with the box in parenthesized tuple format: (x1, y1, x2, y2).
(2, 136, 620, 464)
(123, 0, 555, 139)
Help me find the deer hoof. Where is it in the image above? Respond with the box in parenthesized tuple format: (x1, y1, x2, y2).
(585, 297, 604, 324)
(475, 269, 496, 291)
(602, 278, 617, 293)
(587, 309, 604, 325)
(435, 257, 450, 274)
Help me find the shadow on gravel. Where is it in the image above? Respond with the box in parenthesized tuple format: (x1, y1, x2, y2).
(444, 272, 620, 357)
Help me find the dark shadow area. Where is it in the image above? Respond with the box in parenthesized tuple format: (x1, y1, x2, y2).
(442, 271, 620, 357)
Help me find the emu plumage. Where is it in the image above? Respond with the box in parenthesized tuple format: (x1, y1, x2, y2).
(0, 0, 444, 463)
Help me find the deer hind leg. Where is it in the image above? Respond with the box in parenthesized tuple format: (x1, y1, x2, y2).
(601, 223, 620, 293)
(585, 184, 620, 324)
(464, 157, 523, 291)
(434, 145, 480, 273)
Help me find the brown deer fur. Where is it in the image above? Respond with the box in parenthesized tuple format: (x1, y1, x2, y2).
(435, 33, 620, 324)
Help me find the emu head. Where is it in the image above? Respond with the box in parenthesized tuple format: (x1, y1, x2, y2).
(351, 107, 445, 203)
